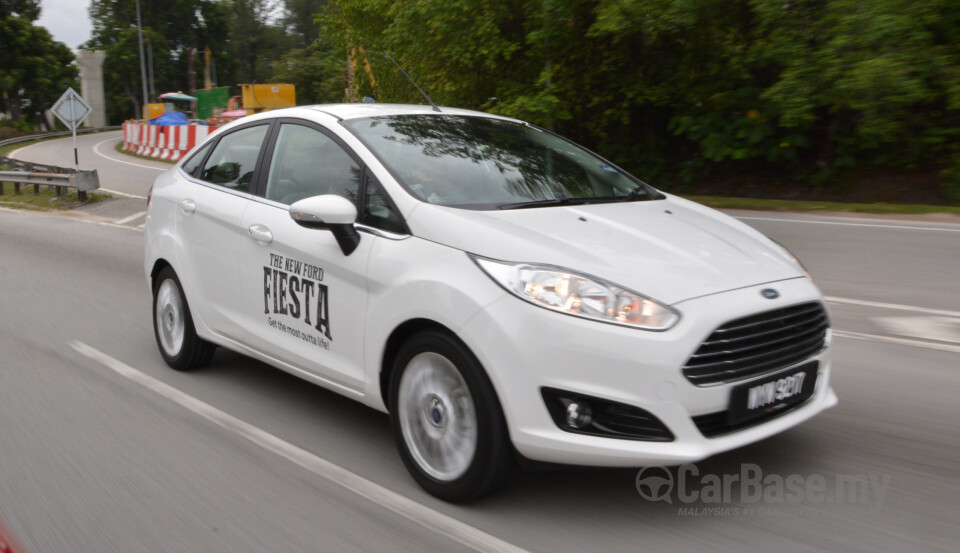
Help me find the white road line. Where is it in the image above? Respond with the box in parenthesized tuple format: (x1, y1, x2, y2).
(8, 130, 118, 160)
(826, 296, 960, 318)
(7, 145, 30, 159)
(735, 215, 960, 233)
(113, 211, 146, 225)
(834, 330, 960, 354)
(100, 188, 148, 200)
(71, 218, 143, 232)
(96, 222, 143, 232)
(93, 137, 168, 171)
(67, 341, 530, 553)
(6, 139, 55, 159)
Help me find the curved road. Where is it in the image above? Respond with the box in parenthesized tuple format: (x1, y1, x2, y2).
(0, 135, 957, 552)
(10, 130, 169, 197)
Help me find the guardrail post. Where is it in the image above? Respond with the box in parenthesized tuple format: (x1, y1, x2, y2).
(22, 162, 38, 194)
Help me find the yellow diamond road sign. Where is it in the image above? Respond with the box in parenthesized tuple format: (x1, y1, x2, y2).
(52, 87, 92, 131)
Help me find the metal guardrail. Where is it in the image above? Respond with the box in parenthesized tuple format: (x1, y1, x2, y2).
(0, 125, 121, 149)
(0, 169, 99, 202)
(0, 126, 119, 202)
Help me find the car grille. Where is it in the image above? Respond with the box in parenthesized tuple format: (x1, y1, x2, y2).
(681, 302, 829, 386)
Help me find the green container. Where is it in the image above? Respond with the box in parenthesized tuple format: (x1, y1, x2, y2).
(196, 87, 230, 120)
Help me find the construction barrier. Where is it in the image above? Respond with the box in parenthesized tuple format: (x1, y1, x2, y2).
(121, 122, 221, 162)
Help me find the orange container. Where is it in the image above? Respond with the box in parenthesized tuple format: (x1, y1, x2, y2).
(241, 84, 296, 111)
(143, 103, 165, 120)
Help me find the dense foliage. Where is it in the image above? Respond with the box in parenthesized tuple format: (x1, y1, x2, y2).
(9, 0, 952, 202)
(84, 0, 345, 124)
(319, 0, 960, 203)
(0, 0, 78, 131)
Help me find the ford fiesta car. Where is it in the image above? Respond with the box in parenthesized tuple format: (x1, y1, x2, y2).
(145, 103, 838, 502)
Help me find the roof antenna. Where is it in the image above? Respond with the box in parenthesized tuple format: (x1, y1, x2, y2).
(382, 51, 441, 113)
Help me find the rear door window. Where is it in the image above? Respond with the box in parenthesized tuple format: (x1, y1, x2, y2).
(181, 141, 213, 177)
(199, 125, 270, 193)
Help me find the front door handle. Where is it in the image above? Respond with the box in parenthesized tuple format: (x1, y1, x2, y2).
(248, 224, 273, 244)
(179, 198, 196, 214)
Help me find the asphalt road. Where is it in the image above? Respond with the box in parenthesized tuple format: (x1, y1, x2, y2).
(9, 130, 169, 198)
(0, 136, 958, 552)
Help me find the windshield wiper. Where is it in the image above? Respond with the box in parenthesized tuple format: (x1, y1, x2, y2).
(498, 187, 659, 209)
(497, 197, 595, 210)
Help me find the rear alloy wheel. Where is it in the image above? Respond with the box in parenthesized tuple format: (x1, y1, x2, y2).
(390, 330, 513, 502)
(152, 267, 215, 371)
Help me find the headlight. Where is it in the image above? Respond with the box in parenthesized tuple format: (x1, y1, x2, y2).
(472, 257, 680, 331)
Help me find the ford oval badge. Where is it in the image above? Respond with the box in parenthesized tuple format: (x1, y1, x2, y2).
(761, 288, 780, 299)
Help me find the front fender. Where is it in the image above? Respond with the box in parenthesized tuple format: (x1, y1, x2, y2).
(361, 237, 505, 407)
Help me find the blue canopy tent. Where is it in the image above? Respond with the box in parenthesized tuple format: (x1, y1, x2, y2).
(149, 111, 189, 126)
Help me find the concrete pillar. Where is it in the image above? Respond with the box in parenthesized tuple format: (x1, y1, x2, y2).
(77, 50, 107, 127)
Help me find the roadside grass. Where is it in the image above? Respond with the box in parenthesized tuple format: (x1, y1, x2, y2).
(115, 141, 176, 163)
(0, 181, 111, 210)
(684, 195, 960, 216)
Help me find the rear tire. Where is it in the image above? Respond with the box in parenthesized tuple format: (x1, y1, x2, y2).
(389, 330, 514, 502)
(152, 267, 215, 371)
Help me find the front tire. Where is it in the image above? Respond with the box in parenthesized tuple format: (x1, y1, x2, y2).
(389, 330, 514, 502)
(152, 267, 215, 371)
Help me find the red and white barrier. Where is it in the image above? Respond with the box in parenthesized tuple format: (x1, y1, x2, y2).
(122, 122, 220, 162)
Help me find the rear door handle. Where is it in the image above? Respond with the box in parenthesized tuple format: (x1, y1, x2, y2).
(179, 198, 196, 214)
(248, 224, 273, 244)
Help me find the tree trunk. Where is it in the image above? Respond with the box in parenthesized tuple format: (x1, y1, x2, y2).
(123, 82, 141, 121)
(188, 47, 197, 96)
(8, 96, 22, 122)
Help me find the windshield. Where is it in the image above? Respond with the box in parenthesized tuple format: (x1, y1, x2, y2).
(342, 114, 659, 209)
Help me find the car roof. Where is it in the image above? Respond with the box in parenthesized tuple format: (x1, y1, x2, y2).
(207, 103, 523, 138)
(305, 103, 519, 122)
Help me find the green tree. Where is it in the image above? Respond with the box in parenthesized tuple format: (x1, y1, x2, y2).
(0, 0, 40, 19)
(231, 0, 293, 83)
(86, 0, 232, 122)
(321, 0, 960, 202)
(0, 9, 78, 128)
(272, 46, 346, 104)
(283, 0, 328, 49)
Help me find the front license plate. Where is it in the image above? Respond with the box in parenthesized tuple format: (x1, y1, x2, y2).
(727, 362, 818, 426)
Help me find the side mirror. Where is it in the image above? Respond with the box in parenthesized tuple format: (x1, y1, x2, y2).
(289, 195, 361, 255)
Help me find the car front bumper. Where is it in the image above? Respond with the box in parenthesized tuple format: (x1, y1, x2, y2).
(457, 276, 837, 467)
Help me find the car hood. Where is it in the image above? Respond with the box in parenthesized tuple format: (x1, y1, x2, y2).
(406, 194, 804, 305)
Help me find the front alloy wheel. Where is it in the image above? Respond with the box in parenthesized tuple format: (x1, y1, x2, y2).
(389, 330, 513, 502)
(398, 351, 478, 482)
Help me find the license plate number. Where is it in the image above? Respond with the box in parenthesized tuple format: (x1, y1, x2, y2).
(727, 362, 818, 426)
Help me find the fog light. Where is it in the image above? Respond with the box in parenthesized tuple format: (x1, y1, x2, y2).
(541, 387, 674, 441)
(565, 402, 593, 429)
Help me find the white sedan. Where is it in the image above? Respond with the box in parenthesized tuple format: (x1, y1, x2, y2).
(144, 103, 837, 501)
